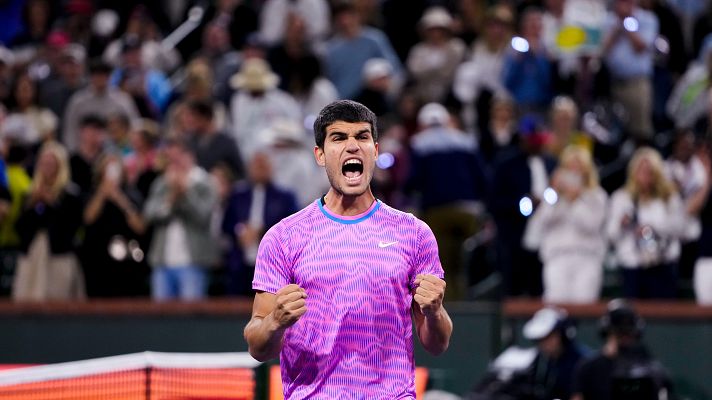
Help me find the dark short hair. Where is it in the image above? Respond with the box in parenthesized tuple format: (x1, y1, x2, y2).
(313, 100, 377, 148)
(332, 0, 357, 16)
(79, 114, 107, 130)
(88, 59, 112, 75)
(186, 99, 214, 121)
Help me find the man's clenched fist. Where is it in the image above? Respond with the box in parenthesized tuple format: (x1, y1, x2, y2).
(413, 274, 446, 317)
(273, 284, 308, 328)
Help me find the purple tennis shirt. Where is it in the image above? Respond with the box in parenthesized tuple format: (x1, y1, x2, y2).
(253, 199, 444, 399)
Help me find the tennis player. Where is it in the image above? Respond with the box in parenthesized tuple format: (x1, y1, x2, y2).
(244, 100, 453, 399)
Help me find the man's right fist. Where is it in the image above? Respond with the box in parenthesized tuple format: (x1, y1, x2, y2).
(273, 284, 307, 328)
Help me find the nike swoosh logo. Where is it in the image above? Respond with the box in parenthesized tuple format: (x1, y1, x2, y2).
(378, 241, 398, 248)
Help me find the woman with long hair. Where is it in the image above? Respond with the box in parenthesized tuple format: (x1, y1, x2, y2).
(606, 147, 686, 299)
(524, 145, 608, 303)
(12, 142, 84, 301)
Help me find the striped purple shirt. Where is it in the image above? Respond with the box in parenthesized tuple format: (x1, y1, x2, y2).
(253, 199, 444, 399)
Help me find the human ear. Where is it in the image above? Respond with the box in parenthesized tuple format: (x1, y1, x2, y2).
(314, 146, 325, 167)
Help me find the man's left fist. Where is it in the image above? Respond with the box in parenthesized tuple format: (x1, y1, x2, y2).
(413, 274, 446, 317)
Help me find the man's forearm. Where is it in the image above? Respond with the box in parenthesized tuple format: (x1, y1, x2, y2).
(243, 313, 287, 362)
(415, 307, 453, 356)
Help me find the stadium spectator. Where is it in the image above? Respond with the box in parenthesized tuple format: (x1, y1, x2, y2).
(14, 26, 67, 79)
(323, 0, 403, 99)
(478, 94, 519, 167)
(62, 0, 94, 48)
(106, 113, 133, 156)
(405, 7, 466, 104)
(69, 115, 107, 198)
(0, 143, 32, 295)
(193, 17, 242, 105)
(257, 119, 328, 208)
(524, 145, 607, 303)
(123, 119, 161, 200)
(258, 0, 330, 47)
(165, 59, 229, 139)
(453, 0, 488, 46)
(354, 58, 396, 121)
(546, 95, 593, 157)
(229, 57, 301, 161)
(221, 151, 298, 296)
(490, 115, 557, 298)
(602, 0, 659, 142)
(62, 59, 139, 152)
(176, 0, 258, 61)
(143, 138, 218, 301)
(184, 99, 244, 180)
(665, 130, 709, 281)
(80, 153, 148, 297)
(102, 5, 181, 73)
(110, 35, 172, 119)
(6, 70, 58, 144)
(606, 147, 685, 299)
(453, 4, 514, 134)
(38, 44, 86, 125)
(13, 142, 84, 301)
(266, 14, 338, 120)
(407, 102, 487, 300)
(503, 6, 554, 116)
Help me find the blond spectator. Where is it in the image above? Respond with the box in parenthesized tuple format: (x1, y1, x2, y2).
(524, 145, 607, 303)
(13, 142, 85, 301)
(606, 147, 685, 299)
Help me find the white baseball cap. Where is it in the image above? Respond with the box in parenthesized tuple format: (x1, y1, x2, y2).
(417, 103, 450, 127)
(362, 58, 393, 82)
(523, 307, 567, 340)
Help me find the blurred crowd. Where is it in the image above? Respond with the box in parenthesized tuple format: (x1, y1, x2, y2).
(0, 0, 711, 303)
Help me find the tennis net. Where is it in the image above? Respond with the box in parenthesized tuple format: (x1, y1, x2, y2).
(0, 351, 261, 400)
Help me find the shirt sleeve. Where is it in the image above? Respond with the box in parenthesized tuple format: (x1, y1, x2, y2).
(252, 223, 292, 293)
(409, 218, 445, 290)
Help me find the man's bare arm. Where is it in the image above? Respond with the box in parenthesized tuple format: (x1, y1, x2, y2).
(412, 274, 453, 355)
(243, 285, 307, 361)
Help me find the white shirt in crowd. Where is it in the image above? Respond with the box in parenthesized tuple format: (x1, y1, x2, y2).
(666, 155, 708, 241)
(524, 187, 608, 303)
(606, 189, 686, 269)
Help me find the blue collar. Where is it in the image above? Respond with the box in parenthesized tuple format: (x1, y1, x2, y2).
(317, 199, 381, 225)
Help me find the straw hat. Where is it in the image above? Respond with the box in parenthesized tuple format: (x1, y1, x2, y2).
(230, 58, 279, 92)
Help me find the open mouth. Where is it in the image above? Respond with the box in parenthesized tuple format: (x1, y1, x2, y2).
(342, 159, 363, 180)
